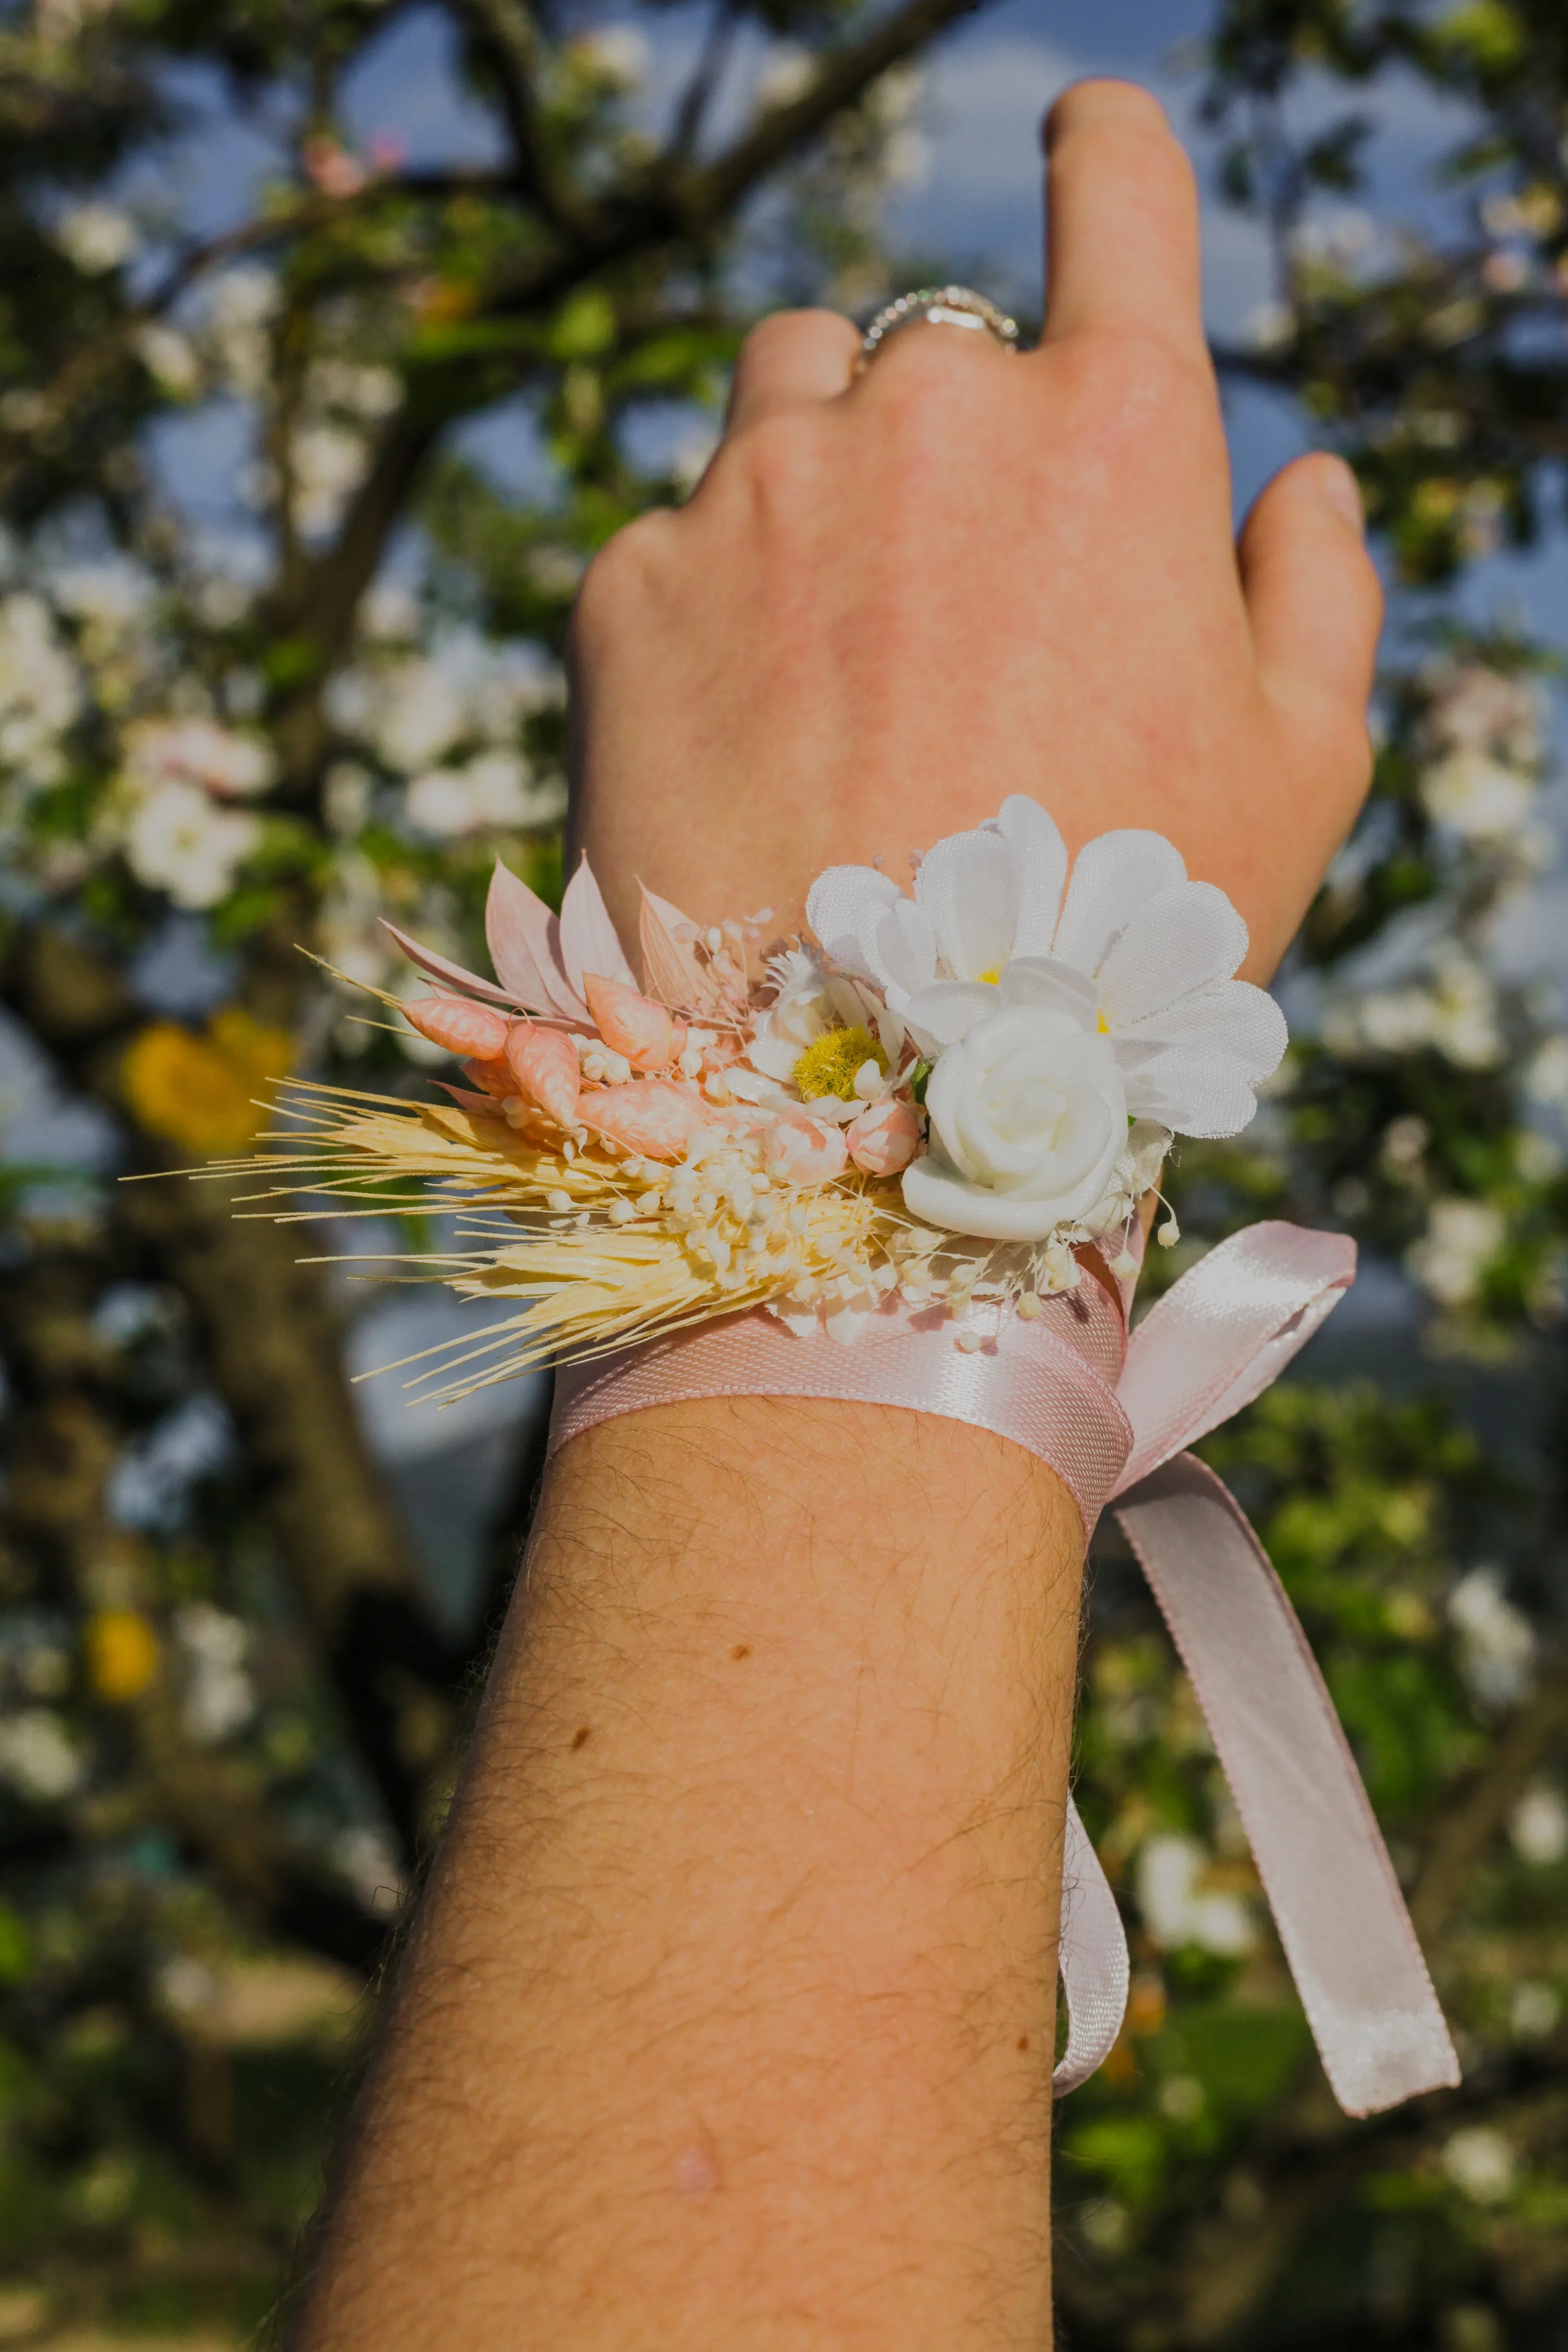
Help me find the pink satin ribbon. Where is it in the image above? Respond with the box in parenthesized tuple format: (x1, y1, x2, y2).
(549, 1223, 1460, 2117)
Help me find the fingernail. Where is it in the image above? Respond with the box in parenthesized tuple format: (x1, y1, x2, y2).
(1317, 455, 1365, 536)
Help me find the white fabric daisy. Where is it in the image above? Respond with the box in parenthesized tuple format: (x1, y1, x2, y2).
(805, 795, 1286, 1140)
(727, 948, 907, 1124)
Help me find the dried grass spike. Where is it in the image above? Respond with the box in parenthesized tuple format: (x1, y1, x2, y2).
(506, 1023, 581, 1124)
(582, 973, 676, 1071)
(403, 995, 510, 1058)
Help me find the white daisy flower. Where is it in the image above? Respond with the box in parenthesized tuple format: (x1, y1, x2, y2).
(727, 947, 908, 1125)
(806, 794, 1285, 1141)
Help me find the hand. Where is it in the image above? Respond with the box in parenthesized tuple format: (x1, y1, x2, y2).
(571, 79, 1380, 983)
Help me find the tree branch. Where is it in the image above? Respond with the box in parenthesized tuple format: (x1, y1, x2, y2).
(674, 0, 982, 226)
(453, 0, 585, 232)
(669, 0, 743, 162)
(0, 170, 512, 502)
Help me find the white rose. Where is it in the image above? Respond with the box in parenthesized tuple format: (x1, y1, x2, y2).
(901, 1006, 1127, 1240)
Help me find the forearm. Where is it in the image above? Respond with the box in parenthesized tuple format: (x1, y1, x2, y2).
(294, 1398, 1085, 2350)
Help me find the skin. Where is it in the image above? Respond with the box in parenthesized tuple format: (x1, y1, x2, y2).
(292, 81, 1381, 2352)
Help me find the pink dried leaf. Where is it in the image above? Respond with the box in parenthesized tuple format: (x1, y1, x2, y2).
(437, 1083, 506, 1116)
(486, 859, 586, 1021)
(559, 856, 636, 997)
(638, 884, 733, 1018)
(378, 919, 518, 1010)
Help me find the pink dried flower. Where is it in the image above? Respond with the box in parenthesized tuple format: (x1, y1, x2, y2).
(505, 1022, 581, 1126)
(460, 1055, 514, 1100)
(583, 972, 678, 1071)
(404, 995, 511, 1059)
(579, 1079, 712, 1161)
(846, 1099, 921, 1176)
(764, 1109, 849, 1186)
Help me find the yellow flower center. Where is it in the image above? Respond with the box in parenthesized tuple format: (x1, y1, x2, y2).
(1098, 1011, 1111, 1033)
(793, 1023, 887, 1102)
(977, 966, 1001, 985)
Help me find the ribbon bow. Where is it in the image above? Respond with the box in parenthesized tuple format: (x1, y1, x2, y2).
(1055, 1222, 1459, 2115)
(551, 1220, 1461, 2118)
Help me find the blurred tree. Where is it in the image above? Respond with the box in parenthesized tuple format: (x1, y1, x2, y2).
(1054, 5, 1568, 2346)
(4, 0, 1568, 2346)
(0, 0, 978, 2335)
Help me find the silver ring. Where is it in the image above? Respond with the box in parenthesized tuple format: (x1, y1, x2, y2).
(856, 285, 1020, 374)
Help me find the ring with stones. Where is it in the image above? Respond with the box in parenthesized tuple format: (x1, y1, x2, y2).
(855, 285, 1021, 374)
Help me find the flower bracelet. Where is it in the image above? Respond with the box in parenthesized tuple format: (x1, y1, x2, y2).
(220, 797, 1459, 2115)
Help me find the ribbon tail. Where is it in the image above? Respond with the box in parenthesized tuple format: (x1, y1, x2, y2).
(1114, 1454, 1460, 2117)
(1054, 1794, 1131, 2096)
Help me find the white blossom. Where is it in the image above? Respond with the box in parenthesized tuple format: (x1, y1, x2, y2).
(1426, 662, 1543, 766)
(1508, 1782, 1568, 1866)
(306, 358, 401, 419)
(123, 716, 275, 800)
(0, 1708, 83, 1801)
(125, 779, 259, 909)
(290, 422, 372, 538)
(52, 558, 153, 636)
(405, 750, 559, 837)
(204, 267, 279, 395)
(571, 24, 650, 85)
(175, 1605, 253, 1744)
(1408, 1197, 1505, 1310)
(1512, 1981, 1561, 2037)
(135, 325, 202, 398)
(754, 45, 814, 106)
(55, 201, 137, 273)
(0, 593, 82, 778)
(1442, 2127, 1515, 2205)
(1422, 748, 1537, 841)
(322, 762, 374, 838)
(1525, 1034, 1568, 1108)
(1334, 950, 1504, 1069)
(342, 655, 465, 773)
(1135, 1835, 1254, 1956)
(1449, 1566, 1534, 1708)
(359, 582, 419, 641)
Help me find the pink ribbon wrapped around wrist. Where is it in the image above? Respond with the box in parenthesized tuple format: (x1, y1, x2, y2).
(549, 1222, 1460, 2117)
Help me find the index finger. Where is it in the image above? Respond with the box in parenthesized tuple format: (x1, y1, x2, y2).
(1039, 80, 1208, 361)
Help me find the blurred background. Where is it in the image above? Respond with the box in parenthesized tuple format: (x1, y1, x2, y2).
(2, 0, 1567, 2344)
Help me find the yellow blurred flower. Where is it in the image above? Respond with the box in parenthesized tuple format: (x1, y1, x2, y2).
(86, 1608, 159, 1702)
(122, 1008, 292, 1158)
